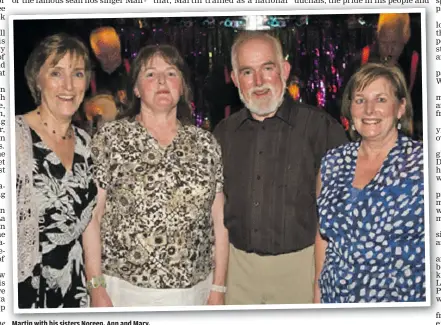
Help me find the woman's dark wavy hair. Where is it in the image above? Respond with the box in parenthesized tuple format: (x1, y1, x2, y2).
(121, 44, 193, 125)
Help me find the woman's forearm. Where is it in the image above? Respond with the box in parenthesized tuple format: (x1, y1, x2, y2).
(83, 215, 103, 281)
(314, 227, 327, 302)
(211, 192, 229, 286)
(83, 186, 107, 281)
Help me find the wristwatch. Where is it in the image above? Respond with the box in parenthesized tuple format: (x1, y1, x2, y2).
(86, 275, 106, 291)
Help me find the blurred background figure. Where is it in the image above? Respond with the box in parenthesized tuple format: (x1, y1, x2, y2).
(341, 13, 422, 139)
(77, 26, 130, 134)
(89, 26, 130, 107)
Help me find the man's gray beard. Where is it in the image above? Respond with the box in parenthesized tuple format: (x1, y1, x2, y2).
(239, 85, 286, 117)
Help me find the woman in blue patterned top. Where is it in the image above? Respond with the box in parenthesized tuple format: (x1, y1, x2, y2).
(314, 63, 425, 303)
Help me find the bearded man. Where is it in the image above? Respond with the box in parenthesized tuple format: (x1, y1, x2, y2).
(213, 31, 348, 305)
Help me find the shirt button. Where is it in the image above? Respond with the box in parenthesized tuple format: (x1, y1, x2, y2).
(254, 201, 260, 207)
(259, 151, 263, 155)
(262, 126, 266, 130)
(257, 175, 261, 180)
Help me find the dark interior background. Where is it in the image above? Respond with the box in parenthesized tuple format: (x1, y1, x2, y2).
(13, 14, 422, 129)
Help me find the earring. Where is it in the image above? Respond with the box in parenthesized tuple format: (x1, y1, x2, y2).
(397, 120, 402, 130)
(351, 124, 356, 131)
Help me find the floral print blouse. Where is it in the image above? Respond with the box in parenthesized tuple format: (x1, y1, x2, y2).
(90, 118, 223, 289)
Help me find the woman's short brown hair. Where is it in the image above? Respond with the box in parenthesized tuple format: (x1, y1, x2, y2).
(341, 62, 413, 140)
(25, 33, 92, 105)
(123, 44, 193, 125)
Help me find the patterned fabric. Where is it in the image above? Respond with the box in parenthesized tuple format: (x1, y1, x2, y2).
(90, 118, 223, 289)
(18, 125, 97, 308)
(15, 116, 39, 283)
(317, 133, 425, 303)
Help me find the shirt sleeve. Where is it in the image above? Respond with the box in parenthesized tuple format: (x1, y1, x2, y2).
(312, 113, 349, 174)
(90, 125, 112, 190)
(326, 117, 350, 151)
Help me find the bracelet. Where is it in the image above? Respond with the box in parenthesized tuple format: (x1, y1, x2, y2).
(86, 275, 106, 291)
(211, 284, 227, 293)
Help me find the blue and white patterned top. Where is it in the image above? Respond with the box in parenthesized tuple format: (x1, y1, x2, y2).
(317, 133, 425, 303)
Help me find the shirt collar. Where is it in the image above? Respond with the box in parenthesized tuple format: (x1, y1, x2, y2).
(234, 93, 295, 130)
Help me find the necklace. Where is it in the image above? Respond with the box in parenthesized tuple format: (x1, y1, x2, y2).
(37, 110, 73, 140)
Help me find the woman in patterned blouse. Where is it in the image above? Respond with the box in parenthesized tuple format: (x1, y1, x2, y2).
(16, 33, 97, 308)
(314, 63, 425, 303)
(86, 44, 229, 307)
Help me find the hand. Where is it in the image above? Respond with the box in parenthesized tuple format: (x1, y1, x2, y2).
(90, 287, 113, 307)
(207, 291, 225, 305)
